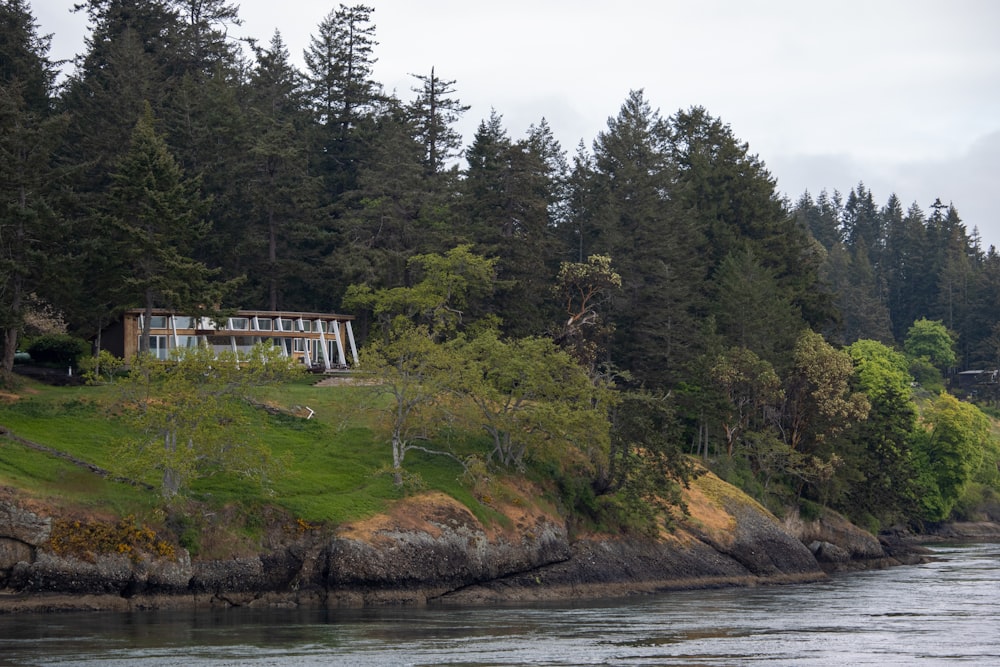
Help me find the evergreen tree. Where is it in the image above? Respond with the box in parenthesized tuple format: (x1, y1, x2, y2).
(107, 102, 223, 352)
(168, 0, 242, 75)
(407, 66, 468, 174)
(668, 106, 831, 333)
(241, 32, 321, 310)
(463, 110, 561, 336)
(333, 96, 430, 296)
(303, 3, 381, 196)
(0, 0, 66, 381)
(792, 189, 842, 251)
(842, 182, 884, 265)
(585, 90, 705, 387)
(711, 246, 805, 367)
(60, 0, 181, 179)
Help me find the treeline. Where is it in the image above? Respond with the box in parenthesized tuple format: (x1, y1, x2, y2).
(3, 0, 999, 530)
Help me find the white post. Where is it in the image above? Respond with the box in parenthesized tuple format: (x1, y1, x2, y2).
(170, 315, 179, 350)
(332, 320, 347, 367)
(316, 319, 331, 371)
(346, 321, 359, 365)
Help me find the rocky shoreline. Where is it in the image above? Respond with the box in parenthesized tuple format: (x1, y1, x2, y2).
(0, 474, 960, 615)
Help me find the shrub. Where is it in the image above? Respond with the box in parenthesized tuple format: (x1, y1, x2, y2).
(26, 334, 90, 367)
(79, 350, 126, 384)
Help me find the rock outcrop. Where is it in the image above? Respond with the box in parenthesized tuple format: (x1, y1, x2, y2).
(0, 474, 836, 613)
(782, 506, 926, 570)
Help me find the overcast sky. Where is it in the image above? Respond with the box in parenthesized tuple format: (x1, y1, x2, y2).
(32, 0, 1000, 247)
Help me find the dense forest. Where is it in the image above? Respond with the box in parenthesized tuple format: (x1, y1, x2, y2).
(3, 0, 999, 532)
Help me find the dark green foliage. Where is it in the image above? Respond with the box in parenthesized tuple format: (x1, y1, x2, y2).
(462, 111, 563, 337)
(408, 66, 469, 174)
(304, 3, 381, 197)
(5, 3, 1000, 530)
(595, 391, 699, 534)
(577, 91, 706, 388)
(25, 334, 89, 367)
(0, 0, 66, 381)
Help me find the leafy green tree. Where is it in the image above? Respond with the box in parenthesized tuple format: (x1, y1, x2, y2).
(710, 347, 783, 459)
(841, 339, 920, 525)
(904, 318, 957, 371)
(448, 329, 610, 471)
(116, 344, 302, 499)
(914, 392, 991, 520)
(596, 390, 699, 533)
(358, 319, 458, 486)
(345, 246, 496, 484)
(552, 254, 621, 375)
(780, 330, 870, 497)
(344, 244, 497, 341)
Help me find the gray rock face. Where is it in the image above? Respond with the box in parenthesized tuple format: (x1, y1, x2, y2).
(0, 487, 831, 612)
(782, 507, 897, 571)
(808, 540, 851, 563)
(0, 502, 51, 545)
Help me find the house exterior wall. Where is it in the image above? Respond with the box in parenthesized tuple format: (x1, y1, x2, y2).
(101, 309, 359, 370)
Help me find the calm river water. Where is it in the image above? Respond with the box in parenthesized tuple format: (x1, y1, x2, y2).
(0, 543, 997, 666)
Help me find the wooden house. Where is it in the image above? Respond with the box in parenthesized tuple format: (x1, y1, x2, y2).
(99, 309, 359, 370)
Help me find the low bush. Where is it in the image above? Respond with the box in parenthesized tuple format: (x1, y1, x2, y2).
(25, 334, 90, 368)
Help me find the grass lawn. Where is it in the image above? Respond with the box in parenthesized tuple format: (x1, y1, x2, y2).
(0, 375, 493, 528)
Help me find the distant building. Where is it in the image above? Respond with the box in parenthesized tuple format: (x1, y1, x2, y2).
(955, 369, 999, 390)
(99, 309, 358, 370)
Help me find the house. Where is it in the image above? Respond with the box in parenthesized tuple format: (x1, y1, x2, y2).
(99, 309, 359, 370)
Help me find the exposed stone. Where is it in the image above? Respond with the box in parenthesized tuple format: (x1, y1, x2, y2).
(783, 507, 886, 561)
(6, 476, 968, 614)
(0, 500, 51, 546)
(808, 540, 851, 563)
(0, 538, 34, 572)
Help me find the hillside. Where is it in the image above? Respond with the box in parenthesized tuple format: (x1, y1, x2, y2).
(0, 378, 923, 613)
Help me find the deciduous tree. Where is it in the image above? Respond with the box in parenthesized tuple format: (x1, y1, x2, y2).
(116, 344, 302, 499)
(448, 329, 610, 471)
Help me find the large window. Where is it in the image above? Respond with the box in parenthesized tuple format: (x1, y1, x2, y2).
(173, 316, 194, 329)
(181, 336, 202, 348)
(148, 335, 169, 360)
(148, 316, 168, 329)
(229, 317, 249, 331)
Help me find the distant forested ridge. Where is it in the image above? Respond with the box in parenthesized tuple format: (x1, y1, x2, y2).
(4, 1, 999, 530)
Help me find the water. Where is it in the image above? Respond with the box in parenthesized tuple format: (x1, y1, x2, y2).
(0, 543, 997, 666)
